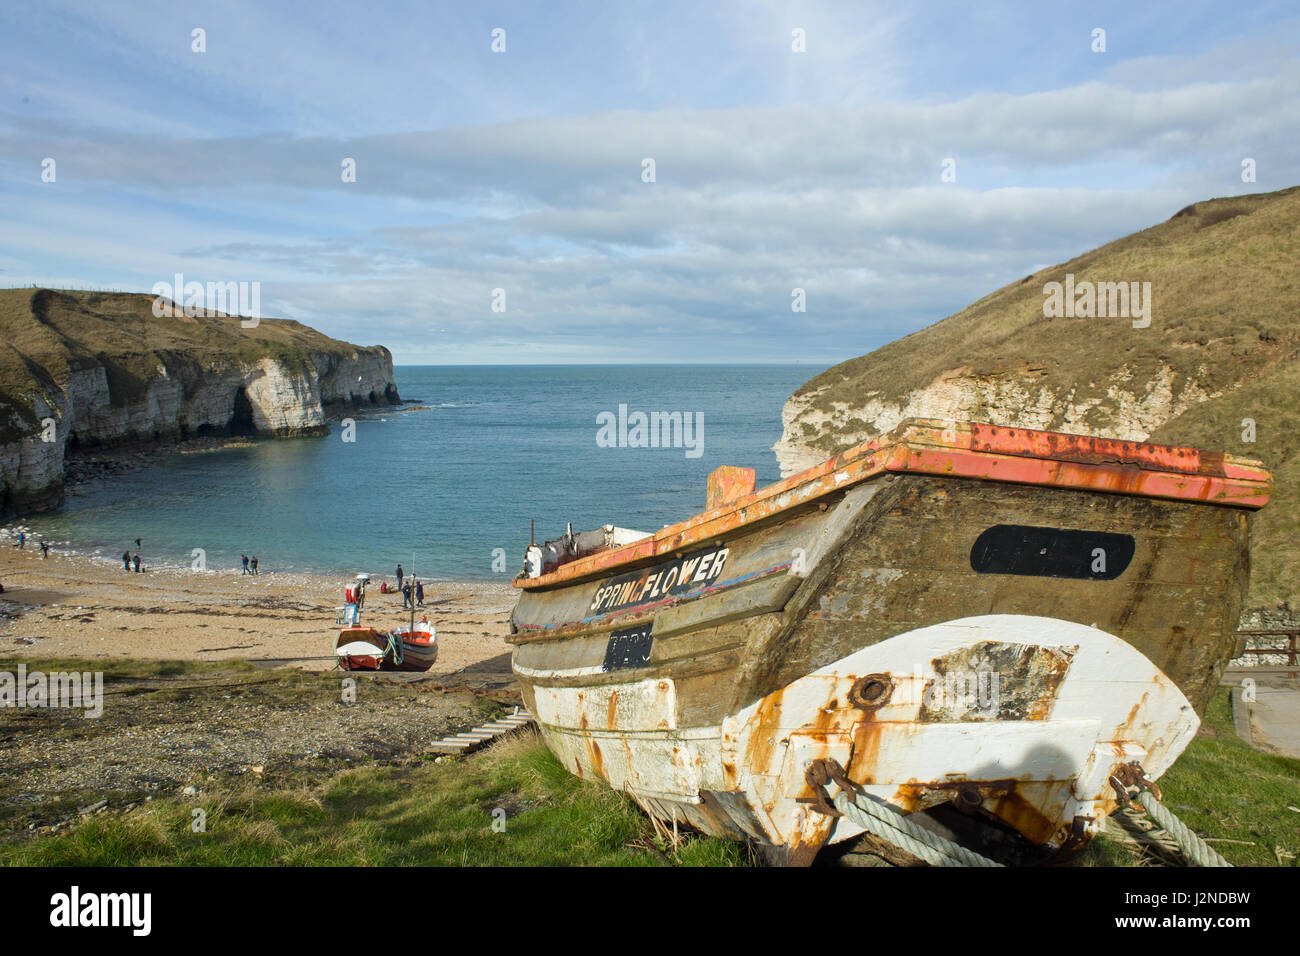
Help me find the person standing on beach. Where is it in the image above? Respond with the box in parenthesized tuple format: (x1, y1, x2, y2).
(401, 580, 412, 610)
(132, 552, 141, 573)
(123, 551, 132, 571)
(241, 554, 250, 575)
(40, 541, 49, 559)
(415, 579, 424, 606)
(16, 532, 24, 549)
(251, 556, 259, 575)
(396, 564, 404, 591)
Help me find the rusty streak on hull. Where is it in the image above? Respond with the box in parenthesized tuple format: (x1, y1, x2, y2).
(508, 418, 1269, 865)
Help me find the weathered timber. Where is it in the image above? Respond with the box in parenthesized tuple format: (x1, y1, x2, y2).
(507, 419, 1269, 863)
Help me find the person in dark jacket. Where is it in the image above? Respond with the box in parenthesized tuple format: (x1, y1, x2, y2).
(396, 564, 404, 590)
(415, 579, 424, 606)
(123, 551, 132, 571)
(132, 553, 141, 573)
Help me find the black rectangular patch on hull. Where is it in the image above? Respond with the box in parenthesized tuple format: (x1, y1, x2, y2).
(602, 624, 654, 671)
(970, 525, 1134, 579)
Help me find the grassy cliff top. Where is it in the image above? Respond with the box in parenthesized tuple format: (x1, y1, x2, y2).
(797, 186, 1299, 424)
(789, 185, 1300, 611)
(0, 288, 390, 440)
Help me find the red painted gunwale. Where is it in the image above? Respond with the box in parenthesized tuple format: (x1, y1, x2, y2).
(515, 418, 1271, 591)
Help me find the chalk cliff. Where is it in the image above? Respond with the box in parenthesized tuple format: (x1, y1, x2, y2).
(0, 288, 400, 515)
(775, 186, 1300, 614)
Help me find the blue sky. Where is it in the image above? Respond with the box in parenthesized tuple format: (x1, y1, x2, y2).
(1, 1, 1296, 363)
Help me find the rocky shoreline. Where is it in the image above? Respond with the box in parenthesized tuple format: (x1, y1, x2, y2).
(1, 666, 497, 839)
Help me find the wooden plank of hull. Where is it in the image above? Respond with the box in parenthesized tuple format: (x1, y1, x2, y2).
(513, 473, 1249, 718)
(510, 465, 1256, 859)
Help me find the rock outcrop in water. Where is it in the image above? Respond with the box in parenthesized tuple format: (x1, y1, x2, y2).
(0, 288, 399, 516)
(774, 186, 1300, 614)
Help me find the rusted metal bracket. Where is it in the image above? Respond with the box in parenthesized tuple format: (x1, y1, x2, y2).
(804, 760, 842, 817)
(1109, 761, 1162, 810)
(804, 757, 860, 818)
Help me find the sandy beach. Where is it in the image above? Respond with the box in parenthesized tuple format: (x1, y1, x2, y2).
(0, 545, 517, 685)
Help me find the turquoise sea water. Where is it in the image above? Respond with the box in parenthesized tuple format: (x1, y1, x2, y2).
(22, 365, 824, 579)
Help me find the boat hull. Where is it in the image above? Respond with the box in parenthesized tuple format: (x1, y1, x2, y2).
(336, 628, 388, 671)
(335, 626, 437, 672)
(389, 626, 438, 672)
(509, 421, 1266, 863)
(526, 614, 1195, 863)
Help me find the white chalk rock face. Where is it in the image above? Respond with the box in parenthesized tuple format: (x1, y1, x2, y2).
(0, 347, 398, 515)
(773, 363, 1215, 478)
(244, 359, 326, 436)
(314, 348, 399, 406)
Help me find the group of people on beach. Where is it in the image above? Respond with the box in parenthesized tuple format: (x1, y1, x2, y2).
(240, 554, 260, 575)
(12, 532, 50, 558)
(122, 537, 142, 572)
(380, 563, 424, 609)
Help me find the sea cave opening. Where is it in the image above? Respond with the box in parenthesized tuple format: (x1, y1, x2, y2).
(228, 385, 256, 436)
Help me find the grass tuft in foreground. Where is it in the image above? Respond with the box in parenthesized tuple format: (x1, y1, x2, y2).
(0, 729, 748, 867)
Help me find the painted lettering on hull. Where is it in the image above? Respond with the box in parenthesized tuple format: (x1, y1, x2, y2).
(602, 624, 654, 671)
(589, 545, 730, 614)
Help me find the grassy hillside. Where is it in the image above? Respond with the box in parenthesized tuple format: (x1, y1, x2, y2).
(788, 186, 1300, 612)
(0, 287, 387, 444)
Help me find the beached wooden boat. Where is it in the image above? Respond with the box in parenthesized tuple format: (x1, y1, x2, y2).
(335, 627, 389, 671)
(508, 419, 1270, 864)
(334, 622, 437, 672)
(334, 577, 437, 672)
(388, 622, 439, 671)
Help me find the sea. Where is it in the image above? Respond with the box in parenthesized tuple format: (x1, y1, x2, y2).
(19, 365, 825, 580)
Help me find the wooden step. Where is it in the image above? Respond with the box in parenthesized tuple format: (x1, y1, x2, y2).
(426, 740, 474, 753)
(426, 710, 537, 755)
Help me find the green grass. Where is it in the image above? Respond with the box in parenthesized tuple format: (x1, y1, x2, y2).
(1071, 686, 1300, 867)
(3, 656, 1291, 867)
(0, 731, 749, 867)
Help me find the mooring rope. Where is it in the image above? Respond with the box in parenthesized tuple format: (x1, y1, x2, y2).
(1134, 791, 1232, 867)
(831, 787, 1003, 868)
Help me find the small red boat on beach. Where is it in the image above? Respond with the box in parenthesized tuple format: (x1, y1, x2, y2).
(333, 574, 438, 672)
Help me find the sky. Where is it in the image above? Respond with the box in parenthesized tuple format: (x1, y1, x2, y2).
(0, 1, 1296, 364)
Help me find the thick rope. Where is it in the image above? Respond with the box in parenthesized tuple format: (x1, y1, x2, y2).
(386, 631, 404, 668)
(1134, 791, 1231, 867)
(832, 788, 1003, 868)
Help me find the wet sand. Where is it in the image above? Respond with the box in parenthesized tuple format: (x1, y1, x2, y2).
(0, 545, 517, 682)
